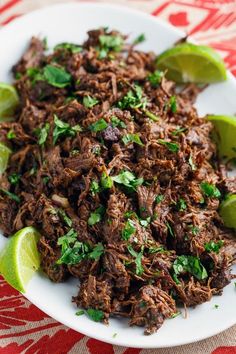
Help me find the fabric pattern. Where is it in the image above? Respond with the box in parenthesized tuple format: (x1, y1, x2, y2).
(0, 0, 236, 353)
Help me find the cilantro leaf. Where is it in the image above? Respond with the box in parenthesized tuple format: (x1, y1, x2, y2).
(8, 173, 21, 185)
(101, 172, 113, 189)
(155, 194, 164, 204)
(54, 42, 82, 54)
(147, 70, 163, 87)
(53, 115, 81, 144)
(188, 155, 196, 171)
(111, 116, 126, 128)
(127, 245, 144, 276)
(148, 246, 165, 254)
(7, 130, 15, 140)
(200, 182, 221, 199)
(0, 188, 20, 203)
(87, 308, 104, 322)
(144, 110, 159, 121)
(76, 310, 85, 316)
(173, 255, 208, 283)
(35, 122, 50, 146)
(158, 139, 179, 153)
(122, 133, 144, 146)
(204, 240, 224, 254)
(98, 34, 123, 58)
(88, 206, 105, 226)
(111, 170, 143, 191)
(166, 222, 174, 237)
(169, 96, 177, 113)
(117, 85, 147, 110)
(133, 33, 146, 45)
(122, 219, 136, 240)
(88, 243, 104, 260)
(89, 118, 108, 132)
(43, 64, 71, 88)
(90, 180, 100, 196)
(58, 209, 73, 227)
(171, 127, 187, 136)
(83, 95, 99, 108)
(177, 198, 187, 211)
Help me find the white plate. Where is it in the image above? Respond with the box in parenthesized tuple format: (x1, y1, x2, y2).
(0, 2, 235, 349)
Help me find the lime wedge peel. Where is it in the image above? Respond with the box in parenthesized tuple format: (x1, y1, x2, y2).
(219, 194, 236, 229)
(156, 43, 227, 83)
(0, 82, 19, 121)
(0, 227, 41, 293)
(207, 115, 236, 160)
(0, 142, 12, 175)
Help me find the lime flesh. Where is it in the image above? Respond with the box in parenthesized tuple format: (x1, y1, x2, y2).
(219, 194, 236, 229)
(0, 83, 19, 121)
(156, 43, 227, 83)
(0, 227, 41, 292)
(0, 142, 12, 175)
(207, 115, 236, 160)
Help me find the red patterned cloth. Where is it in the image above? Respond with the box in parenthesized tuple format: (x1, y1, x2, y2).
(0, 1, 236, 353)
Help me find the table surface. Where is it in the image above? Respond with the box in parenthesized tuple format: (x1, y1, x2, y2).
(0, 0, 236, 353)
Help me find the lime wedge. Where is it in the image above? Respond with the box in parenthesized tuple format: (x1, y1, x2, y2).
(156, 43, 227, 83)
(207, 115, 236, 160)
(219, 194, 236, 229)
(0, 142, 12, 175)
(0, 227, 41, 292)
(0, 83, 19, 121)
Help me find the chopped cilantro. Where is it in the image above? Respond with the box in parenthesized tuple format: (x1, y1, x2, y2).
(75, 310, 85, 316)
(177, 198, 187, 211)
(35, 122, 50, 146)
(7, 130, 15, 140)
(90, 180, 100, 196)
(158, 139, 179, 153)
(87, 308, 104, 322)
(111, 170, 143, 191)
(88, 206, 105, 226)
(133, 33, 146, 45)
(189, 225, 199, 236)
(88, 243, 104, 260)
(122, 219, 136, 240)
(42, 176, 50, 185)
(54, 42, 83, 54)
(92, 145, 101, 155)
(8, 173, 21, 185)
(214, 304, 219, 309)
(139, 216, 151, 227)
(53, 115, 82, 144)
(173, 255, 208, 283)
(147, 70, 163, 87)
(98, 34, 123, 59)
(43, 64, 71, 88)
(122, 133, 144, 146)
(171, 312, 181, 318)
(117, 85, 147, 110)
(148, 246, 165, 254)
(127, 245, 144, 276)
(144, 110, 159, 121)
(89, 118, 108, 132)
(204, 240, 224, 254)
(155, 194, 164, 204)
(166, 222, 174, 237)
(112, 333, 118, 338)
(200, 182, 221, 199)
(111, 116, 126, 128)
(58, 209, 72, 227)
(169, 96, 177, 113)
(101, 172, 113, 189)
(0, 188, 20, 203)
(171, 127, 187, 136)
(83, 95, 99, 108)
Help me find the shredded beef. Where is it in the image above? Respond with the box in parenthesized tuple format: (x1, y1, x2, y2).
(0, 28, 235, 335)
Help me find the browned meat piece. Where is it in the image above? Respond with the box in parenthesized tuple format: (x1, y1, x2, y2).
(102, 125, 121, 142)
(0, 198, 17, 236)
(64, 152, 96, 172)
(129, 285, 177, 335)
(13, 37, 45, 74)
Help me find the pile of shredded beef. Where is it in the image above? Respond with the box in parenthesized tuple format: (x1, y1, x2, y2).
(0, 29, 236, 335)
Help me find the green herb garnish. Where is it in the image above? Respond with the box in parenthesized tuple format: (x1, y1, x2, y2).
(188, 155, 196, 171)
(117, 85, 147, 110)
(169, 95, 177, 113)
(0, 188, 20, 203)
(173, 255, 208, 283)
(53, 115, 82, 144)
(111, 170, 143, 191)
(177, 198, 187, 211)
(54, 42, 83, 54)
(133, 33, 146, 45)
(36, 122, 50, 146)
(43, 64, 71, 88)
(127, 245, 144, 276)
(155, 194, 164, 204)
(7, 130, 15, 140)
(88, 206, 105, 226)
(8, 173, 21, 185)
(98, 34, 123, 59)
(90, 180, 100, 196)
(87, 308, 104, 322)
(200, 182, 221, 199)
(144, 110, 159, 121)
(83, 95, 99, 108)
(75, 310, 85, 316)
(147, 70, 163, 87)
(58, 209, 73, 227)
(158, 139, 179, 153)
(166, 222, 174, 237)
(111, 116, 126, 128)
(204, 240, 224, 254)
(171, 127, 187, 136)
(122, 219, 136, 240)
(101, 172, 113, 189)
(122, 133, 144, 146)
(89, 118, 108, 133)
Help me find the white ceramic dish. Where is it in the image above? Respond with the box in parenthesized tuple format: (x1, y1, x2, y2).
(0, 2, 235, 348)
